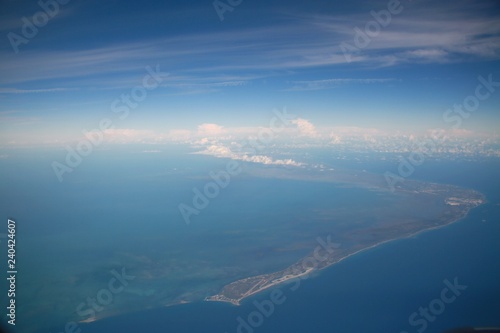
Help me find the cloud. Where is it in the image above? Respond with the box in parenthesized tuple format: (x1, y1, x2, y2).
(328, 126, 384, 137)
(0, 88, 77, 94)
(244, 155, 303, 166)
(161, 78, 248, 95)
(205, 81, 246, 87)
(324, 126, 389, 144)
(291, 118, 319, 138)
(1, 2, 498, 91)
(426, 128, 476, 139)
(404, 49, 449, 60)
(311, 4, 500, 66)
(195, 144, 304, 167)
(330, 134, 342, 144)
(198, 144, 234, 158)
(286, 78, 395, 91)
(0, 110, 41, 126)
(197, 123, 225, 137)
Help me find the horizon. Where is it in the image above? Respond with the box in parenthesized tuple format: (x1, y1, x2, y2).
(1, 0, 500, 149)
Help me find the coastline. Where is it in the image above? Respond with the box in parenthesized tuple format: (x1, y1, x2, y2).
(71, 192, 484, 329)
(205, 233, 419, 306)
(204, 194, 485, 306)
(71, 182, 486, 328)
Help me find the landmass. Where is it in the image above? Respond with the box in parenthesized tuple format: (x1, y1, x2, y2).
(27, 165, 487, 333)
(205, 175, 485, 306)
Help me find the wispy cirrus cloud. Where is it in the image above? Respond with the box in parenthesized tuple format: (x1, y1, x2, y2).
(285, 78, 395, 91)
(0, 110, 41, 126)
(1, 3, 498, 91)
(0, 88, 78, 94)
(306, 1, 500, 66)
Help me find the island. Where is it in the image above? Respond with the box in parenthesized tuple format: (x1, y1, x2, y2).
(22, 164, 487, 333)
(205, 175, 485, 306)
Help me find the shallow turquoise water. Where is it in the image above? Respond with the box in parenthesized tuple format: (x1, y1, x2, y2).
(0, 148, 498, 333)
(79, 156, 500, 333)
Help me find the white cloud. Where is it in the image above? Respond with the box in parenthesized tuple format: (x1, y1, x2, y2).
(291, 118, 319, 138)
(195, 144, 304, 167)
(330, 134, 342, 144)
(426, 128, 476, 139)
(198, 144, 235, 158)
(328, 126, 384, 137)
(197, 123, 225, 137)
(244, 155, 303, 166)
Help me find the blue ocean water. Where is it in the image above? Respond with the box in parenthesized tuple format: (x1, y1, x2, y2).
(77, 156, 500, 333)
(77, 213, 500, 333)
(1, 148, 499, 333)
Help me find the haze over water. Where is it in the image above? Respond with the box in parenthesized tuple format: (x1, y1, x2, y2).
(0, 148, 498, 333)
(1, 0, 499, 332)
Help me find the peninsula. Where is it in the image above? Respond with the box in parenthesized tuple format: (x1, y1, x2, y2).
(206, 178, 485, 306)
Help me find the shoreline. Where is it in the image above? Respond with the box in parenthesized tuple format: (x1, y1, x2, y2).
(73, 185, 485, 327)
(204, 201, 482, 306)
(72, 198, 483, 328)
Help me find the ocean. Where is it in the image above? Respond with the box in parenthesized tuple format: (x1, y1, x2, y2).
(76, 157, 500, 333)
(0, 147, 498, 333)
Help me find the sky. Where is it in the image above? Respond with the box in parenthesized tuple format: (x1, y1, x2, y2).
(0, 0, 499, 147)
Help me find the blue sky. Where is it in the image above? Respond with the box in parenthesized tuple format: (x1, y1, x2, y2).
(0, 0, 499, 146)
